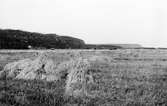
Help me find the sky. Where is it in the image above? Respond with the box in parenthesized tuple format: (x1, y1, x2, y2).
(0, 0, 167, 47)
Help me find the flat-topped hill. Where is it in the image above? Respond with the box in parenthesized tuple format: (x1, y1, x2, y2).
(86, 44, 142, 49)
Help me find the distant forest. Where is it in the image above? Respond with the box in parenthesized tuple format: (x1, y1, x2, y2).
(0, 29, 141, 49)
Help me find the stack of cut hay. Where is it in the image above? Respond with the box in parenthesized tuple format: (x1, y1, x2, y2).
(0, 52, 58, 81)
(64, 56, 114, 98)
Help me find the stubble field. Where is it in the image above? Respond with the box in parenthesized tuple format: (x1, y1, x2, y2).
(0, 49, 167, 106)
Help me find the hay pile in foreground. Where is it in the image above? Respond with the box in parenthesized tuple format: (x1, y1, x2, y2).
(0, 53, 58, 81)
(0, 52, 114, 98)
(64, 56, 114, 98)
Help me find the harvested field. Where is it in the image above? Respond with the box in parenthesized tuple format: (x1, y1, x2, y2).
(0, 49, 167, 106)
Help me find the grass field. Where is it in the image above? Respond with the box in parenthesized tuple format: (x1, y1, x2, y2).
(0, 49, 167, 106)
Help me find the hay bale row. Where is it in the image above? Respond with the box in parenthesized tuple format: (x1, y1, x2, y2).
(0, 52, 114, 98)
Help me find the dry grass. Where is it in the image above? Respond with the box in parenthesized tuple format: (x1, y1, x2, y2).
(0, 49, 167, 106)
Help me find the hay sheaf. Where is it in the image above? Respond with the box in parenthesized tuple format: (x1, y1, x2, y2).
(64, 56, 114, 98)
(0, 59, 32, 79)
(0, 53, 58, 81)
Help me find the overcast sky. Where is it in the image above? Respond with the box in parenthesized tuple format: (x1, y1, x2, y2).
(0, 0, 167, 47)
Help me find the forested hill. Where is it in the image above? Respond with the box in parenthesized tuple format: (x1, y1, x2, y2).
(0, 29, 85, 49)
(0, 29, 142, 49)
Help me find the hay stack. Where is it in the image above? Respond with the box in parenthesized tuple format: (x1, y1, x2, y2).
(65, 58, 91, 97)
(0, 59, 32, 79)
(0, 53, 58, 81)
(64, 56, 113, 98)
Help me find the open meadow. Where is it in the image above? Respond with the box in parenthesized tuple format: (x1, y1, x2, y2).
(0, 49, 167, 106)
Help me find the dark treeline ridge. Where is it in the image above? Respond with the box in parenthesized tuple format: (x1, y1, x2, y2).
(0, 29, 85, 49)
(0, 29, 142, 49)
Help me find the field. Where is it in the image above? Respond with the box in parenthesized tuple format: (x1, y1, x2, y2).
(0, 49, 167, 106)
